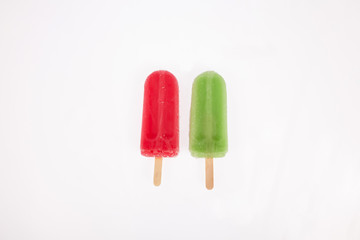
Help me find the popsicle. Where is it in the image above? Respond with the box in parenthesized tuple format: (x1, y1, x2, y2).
(189, 71, 228, 190)
(140, 70, 179, 186)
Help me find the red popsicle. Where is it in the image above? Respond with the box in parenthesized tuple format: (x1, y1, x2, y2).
(140, 70, 179, 186)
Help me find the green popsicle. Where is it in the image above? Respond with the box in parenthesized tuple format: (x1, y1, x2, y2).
(189, 71, 228, 189)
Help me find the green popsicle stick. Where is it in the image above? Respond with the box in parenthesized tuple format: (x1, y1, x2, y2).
(189, 71, 228, 158)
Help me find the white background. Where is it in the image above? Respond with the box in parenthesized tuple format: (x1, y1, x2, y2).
(0, 0, 360, 239)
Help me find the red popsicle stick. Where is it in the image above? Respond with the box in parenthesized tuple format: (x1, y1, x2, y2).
(140, 70, 179, 186)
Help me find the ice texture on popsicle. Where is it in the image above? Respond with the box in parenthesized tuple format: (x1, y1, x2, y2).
(141, 70, 179, 157)
(189, 71, 227, 158)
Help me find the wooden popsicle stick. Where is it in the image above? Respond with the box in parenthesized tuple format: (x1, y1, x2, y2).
(153, 157, 162, 186)
(205, 158, 214, 190)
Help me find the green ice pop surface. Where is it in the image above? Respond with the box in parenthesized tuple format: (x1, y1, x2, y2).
(189, 71, 228, 158)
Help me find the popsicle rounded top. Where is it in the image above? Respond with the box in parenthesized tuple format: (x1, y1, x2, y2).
(141, 70, 179, 157)
(189, 71, 228, 158)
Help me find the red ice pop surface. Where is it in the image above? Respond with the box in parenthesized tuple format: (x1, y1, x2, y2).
(140, 70, 179, 157)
